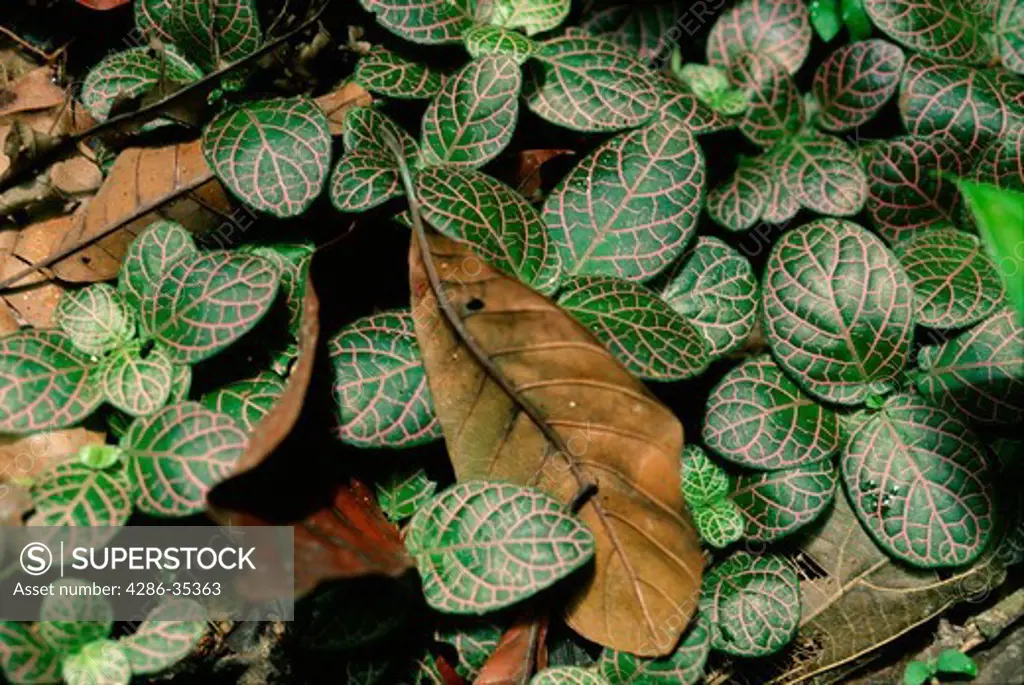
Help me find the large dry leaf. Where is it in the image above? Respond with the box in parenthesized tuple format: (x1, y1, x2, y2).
(410, 231, 702, 656)
(50, 139, 232, 282)
(707, 492, 1007, 684)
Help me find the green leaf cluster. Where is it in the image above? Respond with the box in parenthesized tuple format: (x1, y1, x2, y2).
(0, 589, 205, 685)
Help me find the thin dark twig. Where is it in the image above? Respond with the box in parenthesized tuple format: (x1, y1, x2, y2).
(0, 0, 333, 195)
(0, 173, 211, 291)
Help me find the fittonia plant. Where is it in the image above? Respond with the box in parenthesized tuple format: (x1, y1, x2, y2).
(0, 586, 206, 685)
(5, 0, 1024, 681)
(0, 219, 303, 527)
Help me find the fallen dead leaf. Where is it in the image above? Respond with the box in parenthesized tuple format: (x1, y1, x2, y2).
(410, 230, 702, 656)
(51, 139, 232, 282)
(74, 0, 132, 9)
(475, 615, 548, 685)
(0, 214, 72, 328)
(0, 66, 65, 118)
(49, 155, 103, 195)
(314, 82, 372, 135)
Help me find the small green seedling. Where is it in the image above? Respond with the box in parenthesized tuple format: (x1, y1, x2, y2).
(904, 649, 978, 685)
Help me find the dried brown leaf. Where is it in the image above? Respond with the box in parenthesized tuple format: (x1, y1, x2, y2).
(0, 67, 65, 118)
(313, 83, 372, 136)
(50, 139, 232, 282)
(410, 231, 702, 656)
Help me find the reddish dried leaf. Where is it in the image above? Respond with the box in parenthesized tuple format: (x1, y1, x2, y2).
(51, 140, 232, 283)
(475, 615, 548, 685)
(435, 655, 466, 685)
(75, 0, 132, 8)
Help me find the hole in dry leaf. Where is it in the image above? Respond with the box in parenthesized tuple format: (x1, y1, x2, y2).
(466, 298, 485, 312)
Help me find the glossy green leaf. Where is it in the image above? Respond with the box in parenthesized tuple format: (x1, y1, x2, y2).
(40, 579, 113, 653)
(203, 98, 332, 217)
(168, 0, 262, 72)
(813, 39, 906, 132)
(775, 133, 868, 217)
(971, 126, 1024, 194)
(811, 0, 843, 41)
(100, 342, 174, 417)
(0, 622, 60, 685)
(81, 46, 203, 122)
(404, 481, 595, 614)
(842, 394, 995, 567)
(415, 165, 561, 294)
(693, 499, 744, 549)
(201, 373, 286, 433)
(707, 0, 812, 74)
(420, 55, 521, 168)
(142, 251, 280, 364)
(843, 0, 875, 38)
(864, 136, 968, 244)
(958, 175, 1024, 320)
(119, 220, 198, 317)
(463, 25, 535, 65)
(355, 46, 443, 99)
(903, 660, 934, 685)
(699, 552, 801, 657)
(435, 620, 502, 679)
(730, 52, 804, 149)
(330, 150, 402, 212)
(704, 356, 841, 470)
(499, 0, 571, 35)
(62, 640, 129, 685)
(863, 0, 990, 64)
(706, 154, 775, 232)
(900, 56, 1012, 155)
(524, 36, 658, 132)
(530, 667, 606, 685)
(557, 276, 708, 381)
(732, 461, 838, 542)
(168, 363, 191, 402)
(892, 227, 1005, 328)
(598, 615, 710, 685)
(344, 106, 420, 162)
(679, 445, 730, 508)
(915, 309, 1024, 425)
(358, 0, 474, 44)
(763, 219, 914, 405)
(56, 284, 135, 356)
(29, 460, 132, 528)
(542, 121, 704, 281)
(993, 0, 1024, 75)
(119, 599, 207, 675)
(662, 237, 758, 359)
(330, 310, 441, 448)
(124, 402, 246, 516)
(375, 466, 438, 523)
(0, 330, 103, 433)
(656, 73, 736, 135)
(936, 649, 978, 677)
(678, 64, 750, 117)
